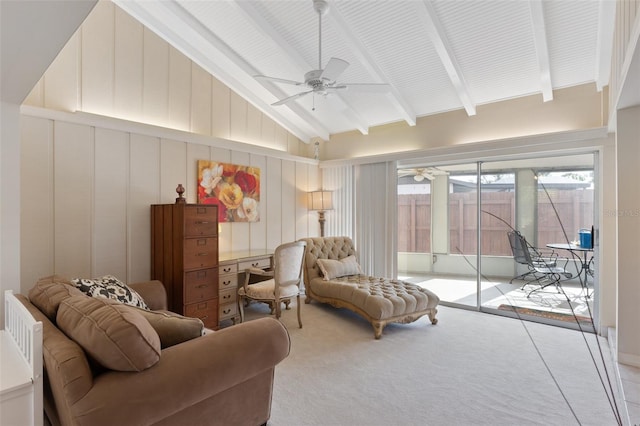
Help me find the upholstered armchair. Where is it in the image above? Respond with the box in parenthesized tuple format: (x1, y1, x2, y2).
(238, 241, 306, 328)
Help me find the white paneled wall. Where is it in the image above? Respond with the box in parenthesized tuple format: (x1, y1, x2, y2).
(19, 109, 319, 293)
(18, 0, 318, 293)
(23, 0, 305, 157)
(53, 122, 93, 279)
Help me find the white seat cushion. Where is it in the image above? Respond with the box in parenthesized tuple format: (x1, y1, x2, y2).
(238, 279, 299, 300)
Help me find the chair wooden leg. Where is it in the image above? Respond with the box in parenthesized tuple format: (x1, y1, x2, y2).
(296, 294, 302, 328)
(238, 295, 245, 323)
(275, 300, 281, 319)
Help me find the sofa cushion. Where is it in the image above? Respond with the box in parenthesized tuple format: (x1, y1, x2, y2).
(129, 307, 204, 348)
(57, 296, 161, 371)
(71, 275, 149, 310)
(316, 255, 362, 280)
(238, 279, 299, 300)
(28, 275, 86, 322)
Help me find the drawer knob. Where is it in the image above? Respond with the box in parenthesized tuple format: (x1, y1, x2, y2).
(195, 221, 210, 224)
(200, 315, 209, 320)
(197, 252, 209, 256)
(196, 284, 208, 289)
(223, 309, 231, 314)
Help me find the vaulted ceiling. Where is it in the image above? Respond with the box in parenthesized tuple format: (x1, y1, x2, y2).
(116, 0, 616, 143)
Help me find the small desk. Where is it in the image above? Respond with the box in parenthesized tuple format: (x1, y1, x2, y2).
(546, 243, 593, 295)
(218, 250, 274, 326)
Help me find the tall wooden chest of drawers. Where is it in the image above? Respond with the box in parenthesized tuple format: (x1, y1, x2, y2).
(151, 203, 219, 329)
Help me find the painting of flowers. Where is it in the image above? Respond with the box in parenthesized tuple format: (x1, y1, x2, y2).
(197, 160, 260, 222)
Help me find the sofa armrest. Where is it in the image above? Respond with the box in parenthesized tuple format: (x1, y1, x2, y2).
(70, 317, 290, 426)
(128, 280, 167, 311)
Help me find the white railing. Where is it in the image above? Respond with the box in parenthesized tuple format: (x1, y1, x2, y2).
(3, 290, 43, 426)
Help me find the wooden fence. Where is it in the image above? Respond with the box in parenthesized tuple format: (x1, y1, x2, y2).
(398, 190, 594, 255)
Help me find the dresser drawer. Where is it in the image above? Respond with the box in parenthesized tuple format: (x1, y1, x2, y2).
(238, 257, 271, 271)
(219, 288, 237, 305)
(219, 262, 237, 275)
(219, 302, 238, 321)
(219, 274, 238, 291)
(184, 268, 218, 304)
(184, 206, 217, 237)
(185, 300, 218, 329)
(183, 238, 218, 270)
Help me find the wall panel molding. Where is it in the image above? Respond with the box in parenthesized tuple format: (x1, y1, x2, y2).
(20, 107, 318, 289)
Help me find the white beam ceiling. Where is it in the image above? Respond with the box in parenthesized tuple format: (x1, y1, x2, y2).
(114, 0, 614, 143)
(232, 1, 371, 136)
(595, 0, 616, 92)
(328, 0, 417, 126)
(528, 0, 553, 102)
(417, 0, 476, 116)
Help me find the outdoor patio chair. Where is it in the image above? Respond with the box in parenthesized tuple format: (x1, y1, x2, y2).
(507, 231, 571, 297)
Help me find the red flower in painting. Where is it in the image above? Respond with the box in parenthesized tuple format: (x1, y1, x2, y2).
(235, 171, 257, 195)
(222, 163, 238, 178)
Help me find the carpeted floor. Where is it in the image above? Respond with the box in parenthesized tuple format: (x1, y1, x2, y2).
(243, 299, 621, 426)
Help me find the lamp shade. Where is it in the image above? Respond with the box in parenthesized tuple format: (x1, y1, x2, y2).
(308, 191, 333, 211)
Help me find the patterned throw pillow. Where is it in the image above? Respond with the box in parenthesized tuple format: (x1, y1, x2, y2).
(71, 275, 149, 310)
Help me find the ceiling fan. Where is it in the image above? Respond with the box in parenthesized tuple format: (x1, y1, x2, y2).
(254, 0, 389, 107)
(398, 168, 449, 182)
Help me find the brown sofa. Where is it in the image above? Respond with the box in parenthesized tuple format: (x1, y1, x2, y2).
(17, 276, 290, 426)
(301, 237, 439, 339)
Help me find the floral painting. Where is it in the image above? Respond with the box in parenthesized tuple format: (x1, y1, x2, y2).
(197, 160, 260, 222)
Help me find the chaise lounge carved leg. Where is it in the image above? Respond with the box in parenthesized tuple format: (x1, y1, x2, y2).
(372, 322, 384, 339)
(428, 308, 438, 325)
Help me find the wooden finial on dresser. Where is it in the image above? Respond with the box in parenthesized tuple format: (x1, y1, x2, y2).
(175, 184, 186, 204)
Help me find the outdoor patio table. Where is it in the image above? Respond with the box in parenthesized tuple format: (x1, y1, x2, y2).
(546, 243, 593, 297)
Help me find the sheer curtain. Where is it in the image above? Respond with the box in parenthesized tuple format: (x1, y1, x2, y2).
(354, 161, 398, 278)
(322, 164, 355, 239)
(322, 161, 397, 277)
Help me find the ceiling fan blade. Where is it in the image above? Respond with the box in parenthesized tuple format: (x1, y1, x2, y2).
(254, 75, 305, 86)
(271, 90, 313, 106)
(340, 83, 390, 92)
(324, 85, 348, 91)
(321, 57, 349, 81)
(398, 169, 417, 177)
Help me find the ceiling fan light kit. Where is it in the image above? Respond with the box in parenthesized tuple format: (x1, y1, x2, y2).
(254, 0, 389, 108)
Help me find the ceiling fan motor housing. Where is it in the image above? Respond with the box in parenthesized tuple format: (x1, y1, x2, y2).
(305, 69, 330, 91)
(313, 0, 329, 16)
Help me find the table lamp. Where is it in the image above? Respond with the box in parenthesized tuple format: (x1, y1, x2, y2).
(308, 190, 333, 237)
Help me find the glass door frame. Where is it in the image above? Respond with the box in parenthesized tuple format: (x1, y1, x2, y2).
(398, 151, 599, 331)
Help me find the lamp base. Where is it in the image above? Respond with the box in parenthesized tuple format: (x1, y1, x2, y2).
(318, 210, 326, 237)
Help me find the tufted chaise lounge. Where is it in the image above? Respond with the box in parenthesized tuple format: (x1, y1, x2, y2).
(301, 236, 439, 339)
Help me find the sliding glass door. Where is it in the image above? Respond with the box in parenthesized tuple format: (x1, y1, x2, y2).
(398, 153, 597, 329)
(398, 162, 479, 308)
